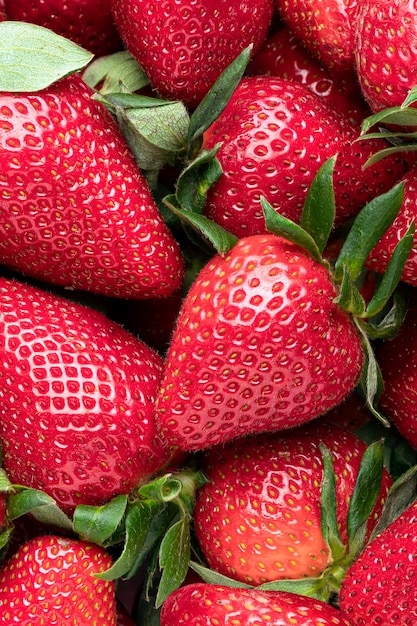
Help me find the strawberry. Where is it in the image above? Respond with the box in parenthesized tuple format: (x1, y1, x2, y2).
(249, 25, 370, 126)
(0, 275, 172, 514)
(160, 583, 355, 626)
(274, 0, 359, 78)
(0, 535, 117, 624)
(355, 0, 417, 112)
(0, 73, 184, 299)
(201, 76, 407, 237)
(155, 233, 363, 451)
(110, 0, 275, 106)
(339, 499, 417, 624)
(4, 0, 123, 56)
(194, 422, 392, 586)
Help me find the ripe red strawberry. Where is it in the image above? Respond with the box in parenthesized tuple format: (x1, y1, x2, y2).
(201, 76, 407, 237)
(339, 499, 417, 624)
(249, 25, 370, 126)
(160, 583, 355, 626)
(0, 535, 117, 624)
(355, 0, 417, 112)
(275, 0, 359, 77)
(0, 74, 184, 299)
(4, 0, 122, 56)
(156, 234, 363, 451)
(110, 0, 275, 106)
(194, 422, 392, 586)
(0, 276, 172, 514)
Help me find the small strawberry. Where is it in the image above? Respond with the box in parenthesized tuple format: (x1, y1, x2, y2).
(355, 0, 417, 112)
(201, 76, 407, 237)
(0, 535, 117, 624)
(0, 276, 171, 514)
(339, 499, 417, 624)
(249, 25, 370, 126)
(0, 73, 184, 299)
(4, 0, 123, 56)
(194, 422, 392, 587)
(160, 583, 355, 626)
(110, 0, 275, 106)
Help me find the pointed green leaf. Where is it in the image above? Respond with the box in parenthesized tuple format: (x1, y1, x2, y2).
(361, 144, 417, 168)
(361, 105, 417, 134)
(334, 183, 405, 283)
(356, 331, 389, 426)
(359, 286, 409, 340)
(333, 266, 366, 316)
(319, 444, 346, 562)
(189, 561, 252, 588)
(73, 494, 128, 545)
(82, 51, 149, 94)
(156, 516, 191, 607)
(347, 440, 384, 557)
(187, 45, 253, 157)
(262, 197, 323, 263)
(176, 147, 223, 214)
(7, 488, 73, 532)
(0, 527, 13, 552)
(0, 469, 13, 493)
(0, 22, 93, 92)
(300, 156, 336, 253)
(258, 577, 329, 601)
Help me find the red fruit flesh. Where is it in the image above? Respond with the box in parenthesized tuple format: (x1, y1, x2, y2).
(156, 234, 363, 451)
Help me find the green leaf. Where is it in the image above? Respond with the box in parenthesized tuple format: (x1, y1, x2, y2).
(334, 183, 405, 282)
(7, 488, 73, 532)
(99, 499, 162, 581)
(347, 440, 384, 557)
(73, 494, 128, 545)
(356, 331, 389, 426)
(189, 561, 252, 588)
(176, 147, 223, 214)
(361, 143, 417, 168)
(300, 156, 336, 254)
(262, 197, 323, 263)
(187, 45, 253, 158)
(258, 576, 329, 601)
(164, 194, 238, 255)
(82, 51, 149, 94)
(319, 444, 346, 562)
(333, 266, 366, 316)
(156, 516, 191, 607)
(359, 286, 409, 340)
(361, 105, 417, 134)
(0, 469, 13, 493)
(0, 22, 94, 92)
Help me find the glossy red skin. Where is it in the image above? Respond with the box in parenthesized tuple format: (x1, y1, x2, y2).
(0, 535, 116, 624)
(0, 74, 184, 299)
(4, 0, 122, 56)
(194, 422, 392, 585)
(0, 277, 171, 514)
(161, 583, 355, 626)
(275, 0, 359, 77)
(110, 0, 274, 107)
(339, 500, 417, 624)
(355, 0, 417, 112)
(376, 293, 417, 450)
(156, 234, 363, 451)
(249, 25, 370, 126)
(202, 76, 408, 237)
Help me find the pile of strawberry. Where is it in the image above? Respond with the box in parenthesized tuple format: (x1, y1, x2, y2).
(1, 0, 417, 624)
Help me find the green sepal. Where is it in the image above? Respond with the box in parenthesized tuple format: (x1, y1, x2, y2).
(189, 561, 252, 589)
(333, 266, 366, 316)
(156, 515, 191, 607)
(359, 142, 417, 168)
(0, 22, 93, 92)
(72, 494, 128, 546)
(0, 527, 13, 554)
(262, 197, 323, 264)
(358, 286, 409, 340)
(163, 194, 238, 255)
(364, 221, 415, 319)
(186, 44, 253, 159)
(258, 575, 333, 602)
(300, 156, 336, 254)
(176, 146, 223, 214)
(334, 182, 405, 283)
(356, 331, 388, 426)
(7, 488, 73, 532)
(0, 469, 13, 493)
(361, 103, 417, 134)
(346, 439, 384, 558)
(82, 51, 149, 94)
(319, 444, 346, 563)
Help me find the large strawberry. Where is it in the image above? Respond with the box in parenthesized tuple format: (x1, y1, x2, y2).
(338, 499, 417, 624)
(0, 73, 184, 299)
(4, 0, 123, 56)
(0, 535, 117, 624)
(0, 275, 171, 514)
(160, 583, 355, 625)
(110, 0, 275, 106)
(201, 76, 407, 237)
(355, 0, 417, 112)
(194, 422, 392, 588)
